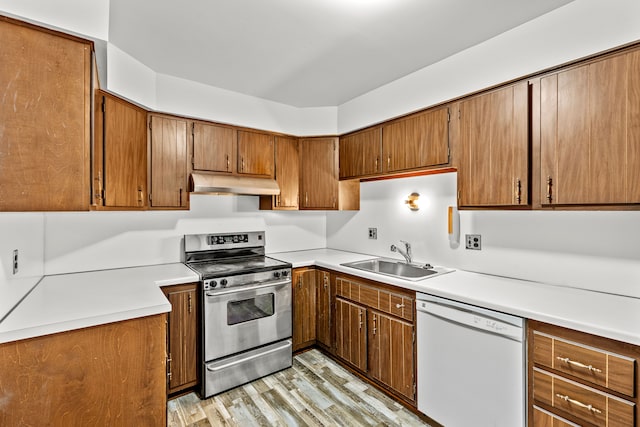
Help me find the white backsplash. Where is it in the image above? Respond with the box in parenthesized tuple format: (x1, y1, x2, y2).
(43, 195, 327, 275)
(326, 173, 640, 298)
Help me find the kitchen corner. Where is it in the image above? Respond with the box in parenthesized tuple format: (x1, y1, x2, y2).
(0, 263, 198, 344)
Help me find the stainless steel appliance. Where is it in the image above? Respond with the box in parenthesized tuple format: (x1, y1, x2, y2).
(416, 293, 526, 427)
(184, 231, 292, 398)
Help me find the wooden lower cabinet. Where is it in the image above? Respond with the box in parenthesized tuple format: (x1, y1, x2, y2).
(368, 310, 415, 401)
(334, 274, 416, 403)
(529, 320, 640, 427)
(292, 268, 317, 351)
(162, 283, 198, 395)
(0, 314, 167, 426)
(316, 270, 332, 349)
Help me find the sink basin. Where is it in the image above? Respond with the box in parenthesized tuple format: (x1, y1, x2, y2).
(341, 258, 453, 281)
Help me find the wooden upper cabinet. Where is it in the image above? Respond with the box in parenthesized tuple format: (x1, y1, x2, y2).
(237, 130, 274, 177)
(0, 17, 92, 211)
(339, 127, 382, 179)
(540, 50, 640, 206)
(94, 91, 147, 209)
(299, 137, 339, 209)
(382, 107, 449, 174)
(192, 122, 236, 174)
(458, 82, 529, 207)
(260, 136, 299, 210)
(149, 114, 189, 209)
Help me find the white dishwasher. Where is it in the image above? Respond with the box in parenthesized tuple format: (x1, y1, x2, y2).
(416, 293, 526, 427)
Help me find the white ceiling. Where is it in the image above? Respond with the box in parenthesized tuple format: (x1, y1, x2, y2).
(108, 0, 574, 108)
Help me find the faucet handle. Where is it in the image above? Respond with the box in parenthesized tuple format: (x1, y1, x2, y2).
(390, 244, 397, 252)
(399, 240, 411, 248)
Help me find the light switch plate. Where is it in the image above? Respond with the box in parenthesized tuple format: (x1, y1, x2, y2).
(368, 228, 377, 239)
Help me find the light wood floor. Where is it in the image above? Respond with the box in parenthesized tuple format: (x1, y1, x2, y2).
(168, 349, 431, 427)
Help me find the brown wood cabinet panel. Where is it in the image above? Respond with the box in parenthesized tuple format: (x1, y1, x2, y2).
(162, 283, 198, 395)
(192, 122, 236, 173)
(316, 270, 332, 349)
(299, 137, 339, 209)
(629, 50, 640, 203)
(237, 130, 274, 177)
(335, 297, 367, 371)
(368, 310, 414, 401)
(94, 91, 147, 208)
(0, 18, 91, 211)
(540, 51, 640, 206)
(459, 82, 529, 207)
(533, 331, 635, 398)
(149, 114, 189, 209)
(339, 127, 382, 179)
(293, 268, 316, 351)
(534, 368, 633, 427)
(261, 136, 299, 210)
(382, 108, 449, 173)
(533, 406, 581, 427)
(0, 314, 167, 426)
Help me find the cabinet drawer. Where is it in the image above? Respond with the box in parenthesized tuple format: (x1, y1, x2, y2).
(533, 368, 635, 427)
(533, 331, 635, 397)
(533, 405, 580, 427)
(335, 277, 413, 321)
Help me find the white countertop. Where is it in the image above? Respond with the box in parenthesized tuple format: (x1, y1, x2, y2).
(269, 249, 640, 346)
(0, 263, 199, 344)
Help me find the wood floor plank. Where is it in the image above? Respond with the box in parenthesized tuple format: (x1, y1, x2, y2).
(168, 349, 430, 427)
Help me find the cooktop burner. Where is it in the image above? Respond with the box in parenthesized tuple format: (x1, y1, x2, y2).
(187, 255, 290, 279)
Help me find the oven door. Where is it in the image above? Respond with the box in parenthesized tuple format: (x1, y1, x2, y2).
(203, 279, 292, 361)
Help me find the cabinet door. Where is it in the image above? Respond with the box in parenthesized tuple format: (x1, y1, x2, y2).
(316, 270, 331, 349)
(237, 130, 274, 177)
(292, 268, 316, 351)
(299, 137, 339, 209)
(95, 92, 147, 208)
(149, 115, 188, 208)
(382, 108, 449, 173)
(541, 54, 634, 205)
(0, 18, 91, 211)
(335, 298, 367, 371)
(459, 82, 528, 207)
(339, 127, 381, 179)
(163, 284, 198, 394)
(368, 310, 414, 401)
(192, 122, 235, 173)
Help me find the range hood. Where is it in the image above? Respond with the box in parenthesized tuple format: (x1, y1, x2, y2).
(190, 172, 280, 196)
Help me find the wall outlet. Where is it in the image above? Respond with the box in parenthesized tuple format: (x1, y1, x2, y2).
(368, 228, 377, 239)
(13, 249, 18, 274)
(465, 234, 481, 250)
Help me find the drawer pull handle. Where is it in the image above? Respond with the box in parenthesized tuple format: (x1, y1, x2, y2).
(396, 303, 405, 309)
(555, 393, 602, 414)
(556, 356, 602, 373)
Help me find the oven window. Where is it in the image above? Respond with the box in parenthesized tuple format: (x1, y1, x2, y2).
(227, 293, 275, 325)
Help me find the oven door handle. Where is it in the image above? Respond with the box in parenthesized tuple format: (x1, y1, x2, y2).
(206, 339, 293, 372)
(205, 279, 291, 298)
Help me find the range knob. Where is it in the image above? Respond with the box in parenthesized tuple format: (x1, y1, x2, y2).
(273, 271, 281, 279)
(281, 270, 289, 277)
(220, 279, 228, 288)
(209, 280, 218, 288)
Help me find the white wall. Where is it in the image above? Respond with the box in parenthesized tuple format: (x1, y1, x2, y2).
(106, 43, 157, 108)
(0, 214, 44, 320)
(0, 0, 109, 40)
(43, 195, 326, 275)
(155, 74, 337, 135)
(326, 174, 640, 298)
(337, 0, 640, 133)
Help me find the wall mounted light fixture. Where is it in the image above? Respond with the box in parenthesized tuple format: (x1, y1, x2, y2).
(405, 192, 420, 211)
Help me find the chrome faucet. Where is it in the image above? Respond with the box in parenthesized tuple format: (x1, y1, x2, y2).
(390, 240, 412, 264)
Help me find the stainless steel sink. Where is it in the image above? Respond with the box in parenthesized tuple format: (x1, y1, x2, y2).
(341, 258, 453, 281)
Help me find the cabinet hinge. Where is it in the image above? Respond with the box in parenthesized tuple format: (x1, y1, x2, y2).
(447, 146, 451, 160)
(413, 383, 416, 397)
(148, 117, 152, 131)
(148, 193, 152, 203)
(447, 110, 450, 122)
(412, 331, 415, 343)
(101, 98, 106, 113)
(191, 122, 195, 135)
(458, 109, 461, 119)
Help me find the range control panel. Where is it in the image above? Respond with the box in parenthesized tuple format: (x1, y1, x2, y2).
(208, 234, 250, 245)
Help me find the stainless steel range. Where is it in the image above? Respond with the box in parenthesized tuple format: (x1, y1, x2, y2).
(184, 231, 292, 398)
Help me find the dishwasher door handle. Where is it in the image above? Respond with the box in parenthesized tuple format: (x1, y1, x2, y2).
(417, 300, 523, 342)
